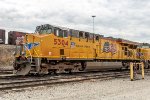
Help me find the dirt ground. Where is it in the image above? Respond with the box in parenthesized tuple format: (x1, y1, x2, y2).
(1, 75, 150, 100)
(0, 45, 15, 67)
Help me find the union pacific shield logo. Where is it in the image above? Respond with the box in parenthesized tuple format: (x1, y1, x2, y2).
(25, 42, 40, 50)
(103, 42, 117, 54)
(71, 42, 75, 48)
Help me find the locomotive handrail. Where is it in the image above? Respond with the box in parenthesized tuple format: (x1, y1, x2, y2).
(33, 48, 39, 58)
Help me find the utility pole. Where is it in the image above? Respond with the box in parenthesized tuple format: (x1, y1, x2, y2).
(92, 15, 96, 33)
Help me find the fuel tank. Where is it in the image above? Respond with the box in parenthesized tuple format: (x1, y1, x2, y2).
(85, 62, 123, 71)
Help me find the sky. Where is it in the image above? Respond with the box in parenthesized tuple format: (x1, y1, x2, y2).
(0, 0, 150, 43)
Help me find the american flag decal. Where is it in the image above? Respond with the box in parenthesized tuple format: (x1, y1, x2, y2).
(103, 42, 117, 54)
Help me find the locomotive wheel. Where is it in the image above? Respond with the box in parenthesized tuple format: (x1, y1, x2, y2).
(79, 62, 87, 71)
(14, 63, 31, 76)
(53, 69, 58, 75)
(144, 61, 149, 69)
(66, 69, 72, 74)
(68, 69, 72, 74)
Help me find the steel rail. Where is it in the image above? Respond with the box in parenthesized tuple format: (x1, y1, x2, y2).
(0, 70, 130, 90)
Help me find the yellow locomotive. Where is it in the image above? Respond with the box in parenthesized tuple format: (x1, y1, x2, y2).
(137, 43, 150, 68)
(13, 24, 149, 75)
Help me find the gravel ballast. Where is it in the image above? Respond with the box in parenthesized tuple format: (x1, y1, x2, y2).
(1, 76, 150, 100)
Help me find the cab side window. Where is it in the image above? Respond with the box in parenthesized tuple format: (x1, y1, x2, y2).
(38, 25, 53, 34)
(47, 28, 52, 34)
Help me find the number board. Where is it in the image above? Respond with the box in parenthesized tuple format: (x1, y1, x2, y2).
(54, 39, 68, 47)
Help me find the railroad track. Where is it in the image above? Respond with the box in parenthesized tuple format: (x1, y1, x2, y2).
(0, 69, 150, 90)
(0, 67, 13, 75)
(0, 70, 130, 90)
(0, 69, 13, 75)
